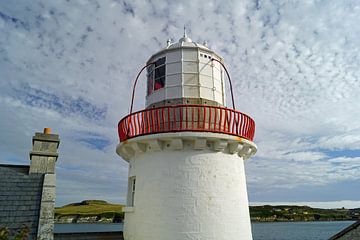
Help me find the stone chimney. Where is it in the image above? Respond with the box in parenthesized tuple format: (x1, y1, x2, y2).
(28, 128, 59, 240)
(29, 128, 60, 174)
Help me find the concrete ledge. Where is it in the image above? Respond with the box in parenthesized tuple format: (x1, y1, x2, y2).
(43, 174, 56, 187)
(30, 151, 59, 162)
(33, 133, 60, 146)
(117, 132, 257, 161)
(123, 207, 134, 213)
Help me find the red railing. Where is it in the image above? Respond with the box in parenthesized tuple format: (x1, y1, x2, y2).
(118, 104, 255, 142)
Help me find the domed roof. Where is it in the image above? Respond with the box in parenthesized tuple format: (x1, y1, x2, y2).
(165, 27, 210, 50)
(166, 39, 209, 50)
(178, 35, 192, 43)
(147, 29, 220, 63)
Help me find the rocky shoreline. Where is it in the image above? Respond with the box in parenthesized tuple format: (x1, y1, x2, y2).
(55, 215, 120, 224)
(55, 201, 360, 224)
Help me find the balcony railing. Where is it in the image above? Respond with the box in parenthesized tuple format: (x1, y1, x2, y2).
(118, 104, 255, 142)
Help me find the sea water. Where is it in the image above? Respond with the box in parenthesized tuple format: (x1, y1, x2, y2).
(251, 221, 355, 240)
(54, 221, 355, 239)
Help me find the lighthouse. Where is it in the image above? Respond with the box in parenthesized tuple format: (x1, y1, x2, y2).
(116, 31, 257, 240)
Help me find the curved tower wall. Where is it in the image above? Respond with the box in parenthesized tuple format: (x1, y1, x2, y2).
(125, 150, 251, 240)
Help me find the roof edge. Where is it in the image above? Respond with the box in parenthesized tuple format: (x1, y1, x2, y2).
(0, 164, 29, 168)
(329, 220, 360, 240)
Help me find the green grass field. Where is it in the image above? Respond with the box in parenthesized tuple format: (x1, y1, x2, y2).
(55, 200, 124, 216)
(55, 200, 359, 222)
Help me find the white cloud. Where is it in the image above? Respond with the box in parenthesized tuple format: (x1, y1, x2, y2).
(0, 0, 359, 205)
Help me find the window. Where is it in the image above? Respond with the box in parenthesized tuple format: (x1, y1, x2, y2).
(200, 52, 212, 59)
(147, 57, 166, 95)
(128, 176, 136, 206)
(147, 65, 154, 95)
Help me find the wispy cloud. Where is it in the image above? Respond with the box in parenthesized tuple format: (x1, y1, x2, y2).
(12, 84, 107, 121)
(76, 132, 111, 151)
(0, 0, 359, 206)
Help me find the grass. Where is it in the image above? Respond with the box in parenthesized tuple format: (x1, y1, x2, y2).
(55, 200, 359, 222)
(55, 200, 124, 216)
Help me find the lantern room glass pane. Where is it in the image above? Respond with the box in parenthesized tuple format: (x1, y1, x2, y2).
(154, 57, 166, 91)
(156, 57, 166, 66)
(147, 65, 154, 95)
(154, 76, 165, 90)
(155, 66, 165, 78)
(147, 57, 166, 95)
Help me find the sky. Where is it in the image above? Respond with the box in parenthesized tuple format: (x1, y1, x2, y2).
(0, 0, 359, 208)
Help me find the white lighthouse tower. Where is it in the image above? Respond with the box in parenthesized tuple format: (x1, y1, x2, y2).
(116, 31, 257, 240)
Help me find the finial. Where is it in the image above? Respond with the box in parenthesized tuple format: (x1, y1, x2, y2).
(179, 26, 192, 43)
(203, 40, 208, 47)
(167, 38, 172, 47)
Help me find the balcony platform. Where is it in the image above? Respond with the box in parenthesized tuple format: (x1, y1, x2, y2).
(118, 104, 255, 142)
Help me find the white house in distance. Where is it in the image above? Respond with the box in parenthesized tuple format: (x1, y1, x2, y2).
(116, 31, 257, 240)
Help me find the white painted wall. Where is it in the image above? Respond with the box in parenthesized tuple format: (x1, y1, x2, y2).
(146, 48, 226, 107)
(124, 148, 252, 240)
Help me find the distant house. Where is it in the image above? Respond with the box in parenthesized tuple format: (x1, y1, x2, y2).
(0, 128, 59, 240)
(329, 220, 360, 240)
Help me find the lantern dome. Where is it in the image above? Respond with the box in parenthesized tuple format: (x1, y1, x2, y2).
(145, 34, 226, 109)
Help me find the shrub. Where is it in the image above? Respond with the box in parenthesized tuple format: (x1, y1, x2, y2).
(0, 226, 29, 240)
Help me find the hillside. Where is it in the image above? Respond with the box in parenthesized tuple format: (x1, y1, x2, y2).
(250, 205, 360, 222)
(55, 200, 124, 223)
(55, 200, 360, 223)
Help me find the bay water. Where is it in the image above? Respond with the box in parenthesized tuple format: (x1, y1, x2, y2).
(54, 221, 355, 240)
(251, 221, 355, 240)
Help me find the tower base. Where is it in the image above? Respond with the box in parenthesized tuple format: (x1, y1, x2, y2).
(117, 133, 256, 240)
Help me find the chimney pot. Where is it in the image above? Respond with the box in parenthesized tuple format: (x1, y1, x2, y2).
(44, 128, 51, 134)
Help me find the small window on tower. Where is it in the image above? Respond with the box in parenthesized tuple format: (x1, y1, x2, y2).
(147, 57, 166, 95)
(128, 176, 136, 207)
(154, 57, 166, 90)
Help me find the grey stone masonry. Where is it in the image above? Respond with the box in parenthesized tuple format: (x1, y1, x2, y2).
(0, 129, 60, 240)
(29, 132, 60, 174)
(30, 130, 60, 240)
(329, 220, 360, 240)
(37, 174, 56, 240)
(0, 165, 43, 239)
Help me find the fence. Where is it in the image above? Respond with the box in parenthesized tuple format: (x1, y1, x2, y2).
(118, 104, 255, 142)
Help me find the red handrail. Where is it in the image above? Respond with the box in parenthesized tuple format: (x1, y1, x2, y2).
(118, 104, 255, 142)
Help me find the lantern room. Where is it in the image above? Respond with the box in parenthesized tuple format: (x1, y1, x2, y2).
(145, 33, 226, 108)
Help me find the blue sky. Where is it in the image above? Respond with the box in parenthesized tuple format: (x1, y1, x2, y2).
(0, 0, 359, 208)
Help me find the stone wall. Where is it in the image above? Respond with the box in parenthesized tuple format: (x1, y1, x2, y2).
(338, 229, 360, 240)
(330, 221, 360, 240)
(29, 130, 60, 240)
(37, 174, 56, 240)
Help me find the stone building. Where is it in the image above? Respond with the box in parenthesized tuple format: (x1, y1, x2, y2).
(330, 220, 360, 240)
(0, 128, 59, 240)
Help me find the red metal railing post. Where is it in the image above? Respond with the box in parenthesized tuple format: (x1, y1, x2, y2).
(211, 58, 236, 110)
(129, 62, 155, 114)
(118, 104, 255, 142)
